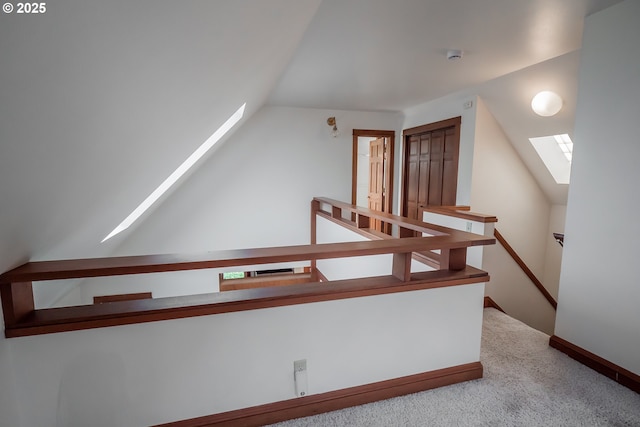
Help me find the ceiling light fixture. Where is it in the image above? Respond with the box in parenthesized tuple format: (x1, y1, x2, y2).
(531, 91, 563, 117)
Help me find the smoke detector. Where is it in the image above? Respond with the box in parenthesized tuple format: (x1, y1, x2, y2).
(447, 49, 463, 61)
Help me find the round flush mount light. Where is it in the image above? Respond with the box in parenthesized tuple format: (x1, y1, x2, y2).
(531, 91, 563, 117)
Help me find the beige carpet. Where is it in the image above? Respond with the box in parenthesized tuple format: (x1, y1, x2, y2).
(268, 308, 640, 426)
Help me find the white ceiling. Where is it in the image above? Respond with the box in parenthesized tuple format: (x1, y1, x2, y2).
(269, 0, 619, 112)
(268, 0, 621, 204)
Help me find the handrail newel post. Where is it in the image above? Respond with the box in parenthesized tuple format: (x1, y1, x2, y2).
(357, 214, 370, 229)
(392, 252, 412, 281)
(441, 248, 467, 271)
(331, 206, 342, 219)
(1, 281, 34, 330)
(310, 199, 320, 281)
(399, 227, 415, 238)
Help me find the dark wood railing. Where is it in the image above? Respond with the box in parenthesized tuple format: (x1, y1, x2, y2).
(493, 229, 557, 310)
(0, 198, 495, 338)
(420, 205, 498, 224)
(419, 204, 557, 311)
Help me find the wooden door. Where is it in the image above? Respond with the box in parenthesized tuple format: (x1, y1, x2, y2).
(368, 138, 385, 231)
(402, 117, 461, 220)
(352, 129, 395, 235)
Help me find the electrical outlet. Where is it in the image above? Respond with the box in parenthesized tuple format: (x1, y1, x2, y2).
(463, 100, 473, 109)
(466, 221, 473, 232)
(294, 359, 308, 397)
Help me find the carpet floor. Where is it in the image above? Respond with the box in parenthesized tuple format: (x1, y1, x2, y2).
(268, 308, 640, 426)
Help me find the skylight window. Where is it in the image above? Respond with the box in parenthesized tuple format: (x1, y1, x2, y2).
(529, 133, 573, 185)
(102, 103, 246, 242)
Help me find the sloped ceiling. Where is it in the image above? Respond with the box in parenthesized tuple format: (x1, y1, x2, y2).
(268, 0, 620, 112)
(0, 0, 321, 272)
(0, 0, 623, 274)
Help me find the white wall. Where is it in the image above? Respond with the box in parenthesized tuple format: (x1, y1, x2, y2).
(471, 98, 555, 334)
(47, 105, 402, 306)
(115, 105, 403, 255)
(555, 0, 640, 375)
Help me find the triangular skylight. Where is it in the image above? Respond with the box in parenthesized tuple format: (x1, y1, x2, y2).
(102, 103, 246, 242)
(529, 133, 573, 185)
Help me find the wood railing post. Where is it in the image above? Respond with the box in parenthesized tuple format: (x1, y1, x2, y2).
(441, 248, 467, 271)
(332, 206, 342, 219)
(392, 252, 412, 281)
(310, 200, 320, 281)
(311, 199, 320, 245)
(1, 282, 34, 327)
(399, 227, 415, 238)
(357, 214, 370, 229)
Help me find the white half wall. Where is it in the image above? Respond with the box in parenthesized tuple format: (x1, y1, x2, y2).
(7, 284, 484, 427)
(555, 0, 640, 375)
(315, 215, 433, 279)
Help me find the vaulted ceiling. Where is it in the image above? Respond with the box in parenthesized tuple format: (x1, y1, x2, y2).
(0, 0, 622, 273)
(269, 0, 618, 112)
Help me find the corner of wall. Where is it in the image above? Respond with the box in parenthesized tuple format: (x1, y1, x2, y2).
(471, 96, 557, 334)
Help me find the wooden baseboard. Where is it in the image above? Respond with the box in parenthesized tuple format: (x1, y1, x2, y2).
(549, 335, 640, 394)
(483, 296, 505, 313)
(154, 361, 483, 427)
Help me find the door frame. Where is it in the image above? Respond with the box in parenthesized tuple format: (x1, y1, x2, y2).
(352, 129, 395, 220)
(401, 117, 461, 217)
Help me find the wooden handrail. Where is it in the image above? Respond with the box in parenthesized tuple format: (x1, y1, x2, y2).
(0, 236, 491, 285)
(414, 203, 556, 311)
(0, 198, 496, 338)
(420, 205, 498, 223)
(313, 197, 497, 241)
(410, 206, 562, 309)
(493, 229, 557, 310)
(312, 197, 496, 272)
(7, 268, 489, 338)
